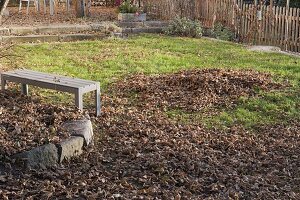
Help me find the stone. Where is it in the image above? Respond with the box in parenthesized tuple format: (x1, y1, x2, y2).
(103, 23, 122, 34)
(2, 9, 9, 17)
(131, 27, 163, 34)
(57, 136, 84, 163)
(117, 21, 143, 28)
(59, 34, 105, 42)
(90, 23, 106, 32)
(62, 119, 93, 145)
(121, 28, 132, 34)
(113, 32, 123, 38)
(38, 25, 92, 34)
(0, 28, 10, 36)
(75, 24, 92, 32)
(13, 144, 58, 169)
(37, 25, 77, 34)
(1, 35, 59, 43)
(10, 27, 37, 35)
(144, 21, 169, 27)
(118, 13, 147, 22)
(247, 45, 281, 52)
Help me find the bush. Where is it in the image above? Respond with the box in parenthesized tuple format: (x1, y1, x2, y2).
(165, 17, 203, 38)
(211, 23, 235, 41)
(118, 1, 138, 13)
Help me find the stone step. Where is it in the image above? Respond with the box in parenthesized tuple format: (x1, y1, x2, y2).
(0, 21, 169, 43)
(0, 21, 169, 36)
(122, 27, 165, 34)
(0, 27, 163, 44)
(0, 24, 108, 36)
(117, 21, 169, 28)
(0, 33, 106, 43)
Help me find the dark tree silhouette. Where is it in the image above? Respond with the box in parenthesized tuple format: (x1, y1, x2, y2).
(0, 0, 9, 22)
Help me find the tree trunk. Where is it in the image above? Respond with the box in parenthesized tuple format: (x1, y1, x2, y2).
(75, 0, 90, 17)
(0, 0, 10, 23)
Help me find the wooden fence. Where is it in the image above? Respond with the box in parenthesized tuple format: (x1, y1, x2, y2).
(141, 0, 300, 53)
(236, 1, 300, 52)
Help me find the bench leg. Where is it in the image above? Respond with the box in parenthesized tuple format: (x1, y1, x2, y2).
(19, 0, 22, 12)
(43, 0, 46, 14)
(1, 78, 7, 90)
(21, 84, 28, 95)
(27, 0, 30, 14)
(66, 0, 70, 12)
(95, 86, 101, 116)
(75, 90, 83, 111)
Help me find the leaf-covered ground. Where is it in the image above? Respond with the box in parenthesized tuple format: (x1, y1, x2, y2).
(0, 89, 84, 156)
(115, 69, 283, 112)
(0, 69, 299, 199)
(1, 7, 117, 27)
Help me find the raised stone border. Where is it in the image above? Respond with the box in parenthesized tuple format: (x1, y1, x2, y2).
(0, 34, 107, 43)
(0, 24, 105, 36)
(119, 21, 169, 35)
(117, 21, 169, 28)
(0, 21, 170, 43)
(13, 119, 93, 169)
(118, 13, 147, 22)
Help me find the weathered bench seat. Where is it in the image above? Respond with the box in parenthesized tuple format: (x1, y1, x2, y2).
(1, 69, 101, 116)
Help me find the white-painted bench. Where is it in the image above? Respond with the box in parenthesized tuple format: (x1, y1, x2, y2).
(1, 69, 101, 116)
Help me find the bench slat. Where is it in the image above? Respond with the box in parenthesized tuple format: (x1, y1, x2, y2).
(1, 74, 79, 93)
(19, 69, 97, 85)
(2, 70, 100, 93)
(3, 70, 96, 87)
(11, 71, 91, 88)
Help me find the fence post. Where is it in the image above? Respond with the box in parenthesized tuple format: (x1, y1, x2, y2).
(285, 0, 290, 50)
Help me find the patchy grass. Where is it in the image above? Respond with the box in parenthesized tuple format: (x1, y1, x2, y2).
(167, 90, 300, 130)
(204, 90, 300, 129)
(3, 34, 300, 129)
(10, 34, 300, 88)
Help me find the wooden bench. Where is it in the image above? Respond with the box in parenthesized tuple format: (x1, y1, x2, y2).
(1, 69, 101, 116)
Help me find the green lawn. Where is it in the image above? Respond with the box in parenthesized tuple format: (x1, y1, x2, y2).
(6, 34, 300, 130)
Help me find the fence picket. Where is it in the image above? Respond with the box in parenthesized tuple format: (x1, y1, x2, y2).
(273, 6, 279, 46)
(295, 8, 300, 52)
(292, 8, 295, 51)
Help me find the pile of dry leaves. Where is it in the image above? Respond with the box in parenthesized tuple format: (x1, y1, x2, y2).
(0, 69, 299, 199)
(115, 69, 283, 111)
(0, 90, 84, 155)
